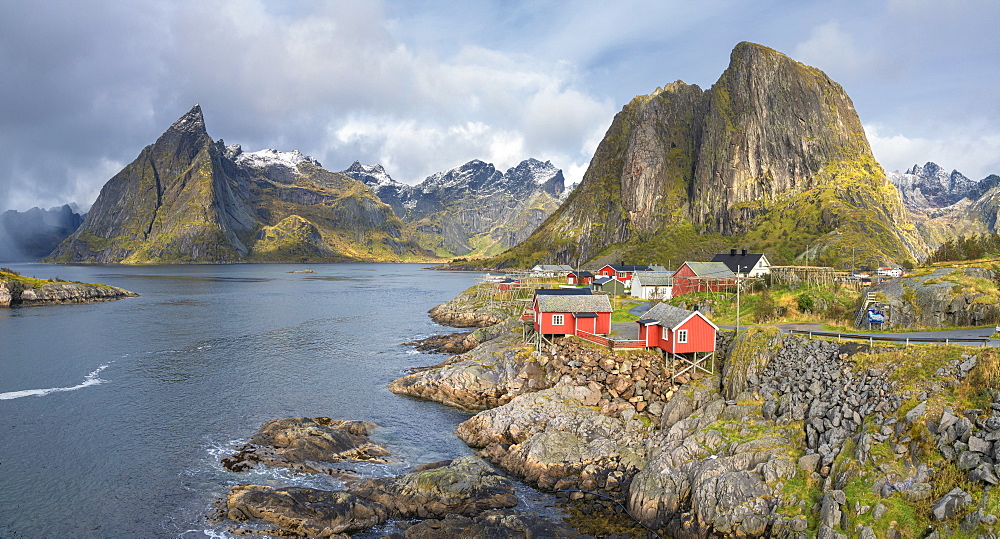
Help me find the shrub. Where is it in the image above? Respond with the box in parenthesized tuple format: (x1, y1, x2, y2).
(754, 289, 777, 323)
(796, 293, 815, 313)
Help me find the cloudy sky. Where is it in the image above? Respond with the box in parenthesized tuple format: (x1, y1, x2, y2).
(1, 0, 998, 212)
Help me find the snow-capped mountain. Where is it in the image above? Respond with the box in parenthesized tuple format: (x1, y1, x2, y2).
(888, 161, 1000, 249)
(343, 158, 566, 257)
(342, 161, 412, 217)
(888, 162, 983, 208)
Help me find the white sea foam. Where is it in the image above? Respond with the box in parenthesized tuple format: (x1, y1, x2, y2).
(0, 363, 110, 400)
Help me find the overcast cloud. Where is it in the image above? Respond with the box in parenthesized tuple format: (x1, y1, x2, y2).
(1, 0, 998, 212)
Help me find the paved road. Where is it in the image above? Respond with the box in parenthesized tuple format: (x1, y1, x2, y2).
(727, 322, 1000, 347)
(619, 301, 1000, 347)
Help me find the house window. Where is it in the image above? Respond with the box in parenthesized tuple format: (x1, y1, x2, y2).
(617, 271, 627, 280)
(662, 326, 669, 340)
(552, 314, 565, 325)
(677, 329, 688, 343)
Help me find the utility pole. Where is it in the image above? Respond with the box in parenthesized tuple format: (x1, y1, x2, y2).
(735, 265, 743, 336)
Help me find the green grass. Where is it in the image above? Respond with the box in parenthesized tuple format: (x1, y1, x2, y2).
(611, 300, 642, 323)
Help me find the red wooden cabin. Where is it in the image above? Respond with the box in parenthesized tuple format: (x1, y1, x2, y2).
(530, 291, 612, 337)
(596, 264, 652, 282)
(637, 303, 717, 354)
(671, 262, 735, 297)
(566, 271, 595, 285)
(498, 278, 519, 291)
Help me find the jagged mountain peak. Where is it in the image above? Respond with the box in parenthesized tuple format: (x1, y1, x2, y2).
(890, 161, 979, 209)
(503, 158, 564, 196)
(166, 104, 207, 135)
(344, 161, 399, 188)
(486, 41, 923, 269)
(421, 159, 500, 192)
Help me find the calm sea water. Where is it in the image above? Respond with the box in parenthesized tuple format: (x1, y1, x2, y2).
(0, 263, 547, 538)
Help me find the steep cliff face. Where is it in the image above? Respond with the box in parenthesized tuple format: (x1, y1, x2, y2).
(491, 42, 924, 268)
(48, 106, 427, 263)
(49, 106, 257, 263)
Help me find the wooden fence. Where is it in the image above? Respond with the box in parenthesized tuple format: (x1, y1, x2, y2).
(576, 330, 646, 350)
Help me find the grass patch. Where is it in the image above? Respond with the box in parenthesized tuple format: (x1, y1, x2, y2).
(611, 300, 642, 323)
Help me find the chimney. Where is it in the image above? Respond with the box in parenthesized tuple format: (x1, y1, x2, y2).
(741, 249, 747, 256)
(730, 248, 737, 256)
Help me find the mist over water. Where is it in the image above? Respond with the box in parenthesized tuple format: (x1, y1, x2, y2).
(0, 263, 513, 537)
(0, 219, 25, 261)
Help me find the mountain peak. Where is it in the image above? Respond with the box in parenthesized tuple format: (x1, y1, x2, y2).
(167, 104, 207, 135)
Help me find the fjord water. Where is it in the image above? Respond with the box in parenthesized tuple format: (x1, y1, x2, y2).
(0, 264, 489, 537)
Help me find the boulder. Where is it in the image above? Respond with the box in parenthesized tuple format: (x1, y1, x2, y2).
(349, 456, 518, 518)
(224, 485, 387, 536)
(222, 417, 390, 474)
(932, 487, 972, 521)
(905, 401, 927, 424)
(399, 509, 580, 538)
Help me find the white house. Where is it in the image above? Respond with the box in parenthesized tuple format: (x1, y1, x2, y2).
(711, 249, 770, 277)
(876, 267, 903, 278)
(530, 264, 574, 277)
(630, 271, 674, 300)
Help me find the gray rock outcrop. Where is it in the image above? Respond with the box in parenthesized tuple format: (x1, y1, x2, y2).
(0, 279, 137, 307)
(350, 456, 519, 518)
(220, 456, 522, 537)
(864, 268, 999, 328)
(399, 509, 581, 538)
(224, 486, 386, 537)
(221, 417, 390, 474)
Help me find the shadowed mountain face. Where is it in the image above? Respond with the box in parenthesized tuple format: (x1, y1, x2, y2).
(483, 41, 925, 269)
(0, 205, 83, 261)
(47, 106, 429, 263)
(344, 158, 566, 258)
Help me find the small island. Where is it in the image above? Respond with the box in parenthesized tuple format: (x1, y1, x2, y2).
(0, 268, 138, 307)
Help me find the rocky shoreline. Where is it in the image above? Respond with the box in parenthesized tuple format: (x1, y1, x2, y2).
(209, 282, 1000, 537)
(0, 278, 137, 307)
(211, 416, 580, 538)
(385, 284, 1000, 537)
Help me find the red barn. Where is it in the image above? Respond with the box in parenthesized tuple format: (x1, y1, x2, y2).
(531, 291, 612, 336)
(596, 264, 653, 282)
(671, 262, 735, 297)
(567, 271, 595, 285)
(637, 303, 717, 354)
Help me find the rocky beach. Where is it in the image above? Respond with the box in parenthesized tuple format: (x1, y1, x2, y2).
(388, 284, 1000, 537)
(207, 278, 1000, 537)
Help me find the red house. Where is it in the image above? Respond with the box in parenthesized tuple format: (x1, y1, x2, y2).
(566, 271, 595, 285)
(498, 278, 519, 291)
(596, 264, 653, 282)
(636, 303, 717, 354)
(531, 291, 612, 337)
(671, 262, 736, 297)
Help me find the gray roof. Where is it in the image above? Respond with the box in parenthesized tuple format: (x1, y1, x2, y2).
(641, 303, 697, 329)
(680, 262, 735, 278)
(632, 271, 673, 286)
(532, 264, 573, 272)
(537, 294, 612, 313)
(534, 287, 592, 296)
(712, 252, 768, 273)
